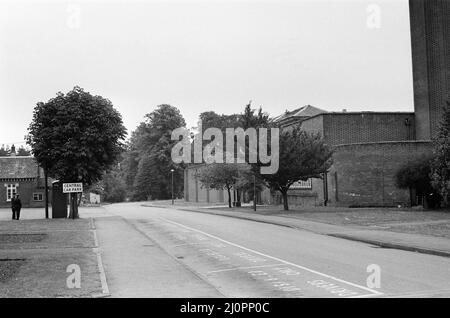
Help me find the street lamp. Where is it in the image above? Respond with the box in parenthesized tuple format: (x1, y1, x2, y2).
(170, 169, 175, 205)
(253, 174, 256, 211)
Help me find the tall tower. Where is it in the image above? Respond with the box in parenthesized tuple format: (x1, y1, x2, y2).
(409, 0, 450, 140)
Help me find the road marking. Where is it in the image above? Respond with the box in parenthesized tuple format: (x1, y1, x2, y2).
(207, 263, 285, 274)
(91, 218, 110, 297)
(160, 217, 383, 297)
(170, 242, 204, 248)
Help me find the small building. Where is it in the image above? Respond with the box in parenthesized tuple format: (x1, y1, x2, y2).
(0, 151, 50, 208)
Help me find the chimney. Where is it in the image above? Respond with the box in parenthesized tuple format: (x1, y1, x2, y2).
(10, 144, 16, 156)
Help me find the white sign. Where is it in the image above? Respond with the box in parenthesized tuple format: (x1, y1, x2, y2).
(63, 183, 83, 193)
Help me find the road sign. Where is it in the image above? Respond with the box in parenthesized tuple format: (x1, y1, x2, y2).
(63, 183, 83, 193)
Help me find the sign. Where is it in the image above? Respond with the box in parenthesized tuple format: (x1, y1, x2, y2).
(291, 179, 312, 190)
(63, 183, 83, 193)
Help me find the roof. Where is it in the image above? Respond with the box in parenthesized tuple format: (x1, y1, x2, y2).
(273, 105, 327, 122)
(0, 156, 39, 179)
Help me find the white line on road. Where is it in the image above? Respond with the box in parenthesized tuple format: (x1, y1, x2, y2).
(208, 263, 286, 274)
(160, 217, 384, 297)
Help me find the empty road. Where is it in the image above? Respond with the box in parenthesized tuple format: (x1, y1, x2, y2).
(84, 203, 450, 298)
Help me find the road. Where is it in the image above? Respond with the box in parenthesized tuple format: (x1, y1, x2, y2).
(84, 203, 450, 298)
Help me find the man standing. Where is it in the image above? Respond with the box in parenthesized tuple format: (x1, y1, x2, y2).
(15, 195, 22, 220)
(11, 194, 22, 220)
(11, 194, 16, 220)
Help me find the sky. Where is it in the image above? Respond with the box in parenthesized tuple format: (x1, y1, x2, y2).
(0, 0, 413, 147)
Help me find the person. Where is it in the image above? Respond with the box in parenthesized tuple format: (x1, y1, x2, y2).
(11, 194, 16, 220)
(11, 194, 22, 220)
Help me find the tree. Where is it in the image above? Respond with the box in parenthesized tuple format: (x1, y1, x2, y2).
(195, 163, 244, 208)
(17, 146, 31, 156)
(101, 170, 127, 203)
(252, 126, 333, 210)
(0, 145, 9, 156)
(26, 86, 126, 218)
(431, 100, 450, 208)
(396, 156, 439, 208)
(130, 104, 186, 200)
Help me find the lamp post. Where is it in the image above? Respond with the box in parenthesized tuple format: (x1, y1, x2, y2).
(170, 169, 174, 205)
(253, 174, 256, 211)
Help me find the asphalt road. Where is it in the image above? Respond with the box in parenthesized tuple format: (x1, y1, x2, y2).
(87, 203, 450, 298)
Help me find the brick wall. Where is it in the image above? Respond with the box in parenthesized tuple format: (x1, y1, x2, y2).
(0, 179, 51, 208)
(328, 141, 434, 207)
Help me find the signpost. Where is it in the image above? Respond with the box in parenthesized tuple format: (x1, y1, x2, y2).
(63, 183, 83, 194)
(63, 183, 83, 219)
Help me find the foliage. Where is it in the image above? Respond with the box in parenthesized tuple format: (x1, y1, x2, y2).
(195, 163, 245, 208)
(431, 100, 450, 207)
(395, 156, 440, 208)
(26, 86, 127, 186)
(125, 104, 186, 201)
(251, 125, 333, 210)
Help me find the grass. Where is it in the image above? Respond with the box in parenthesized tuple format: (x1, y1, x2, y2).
(207, 205, 450, 238)
(0, 218, 103, 298)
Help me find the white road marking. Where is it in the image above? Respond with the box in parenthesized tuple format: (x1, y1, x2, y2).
(92, 218, 110, 296)
(170, 242, 204, 248)
(160, 217, 383, 297)
(207, 263, 285, 274)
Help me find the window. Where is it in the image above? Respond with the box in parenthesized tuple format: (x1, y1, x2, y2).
(291, 179, 312, 190)
(5, 184, 18, 202)
(33, 193, 43, 201)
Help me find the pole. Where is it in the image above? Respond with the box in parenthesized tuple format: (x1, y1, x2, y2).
(253, 174, 256, 211)
(44, 167, 49, 219)
(171, 170, 174, 205)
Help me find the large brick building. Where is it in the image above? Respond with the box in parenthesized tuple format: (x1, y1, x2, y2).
(272, 110, 428, 207)
(0, 154, 50, 208)
(184, 0, 448, 207)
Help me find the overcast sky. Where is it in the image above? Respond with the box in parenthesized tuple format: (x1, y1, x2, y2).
(0, 0, 413, 146)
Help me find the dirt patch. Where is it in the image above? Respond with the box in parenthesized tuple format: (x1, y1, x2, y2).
(0, 234, 46, 244)
(0, 259, 25, 283)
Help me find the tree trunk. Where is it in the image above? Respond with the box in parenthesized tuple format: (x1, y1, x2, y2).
(281, 190, 289, 211)
(409, 187, 414, 207)
(69, 193, 79, 219)
(227, 187, 232, 208)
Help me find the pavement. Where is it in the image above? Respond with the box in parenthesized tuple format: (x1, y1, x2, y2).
(142, 203, 450, 258)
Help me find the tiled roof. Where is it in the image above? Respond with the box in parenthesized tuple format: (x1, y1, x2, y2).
(0, 156, 39, 179)
(273, 105, 327, 123)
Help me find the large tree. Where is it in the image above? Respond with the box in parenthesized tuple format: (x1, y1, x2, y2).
(252, 126, 333, 210)
(130, 104, 186, 201)
(431, 100, 450, 207)
(27, 86, 126, 218)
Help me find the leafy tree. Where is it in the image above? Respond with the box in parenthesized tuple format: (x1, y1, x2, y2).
(395, 156, 439, 208)
(431, 100, 450, 207)
(131, 104, 186, 200)
(195, 163, 245, 208)
(17, 146, 31, 156)
(251, 126, 333, 210)
(0, 145, 9, 156)
(241, 101, 269, 129)
(26, 86, 126, 218)
(101, 170, 127, 203)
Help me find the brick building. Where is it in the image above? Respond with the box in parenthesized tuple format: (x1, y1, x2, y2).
(272, 110, 426, 207)
(0, 154, 50, 208)
(184, 0, 448, 208)
(409, 0, 450, 139)
(184, 164, 272, 205)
